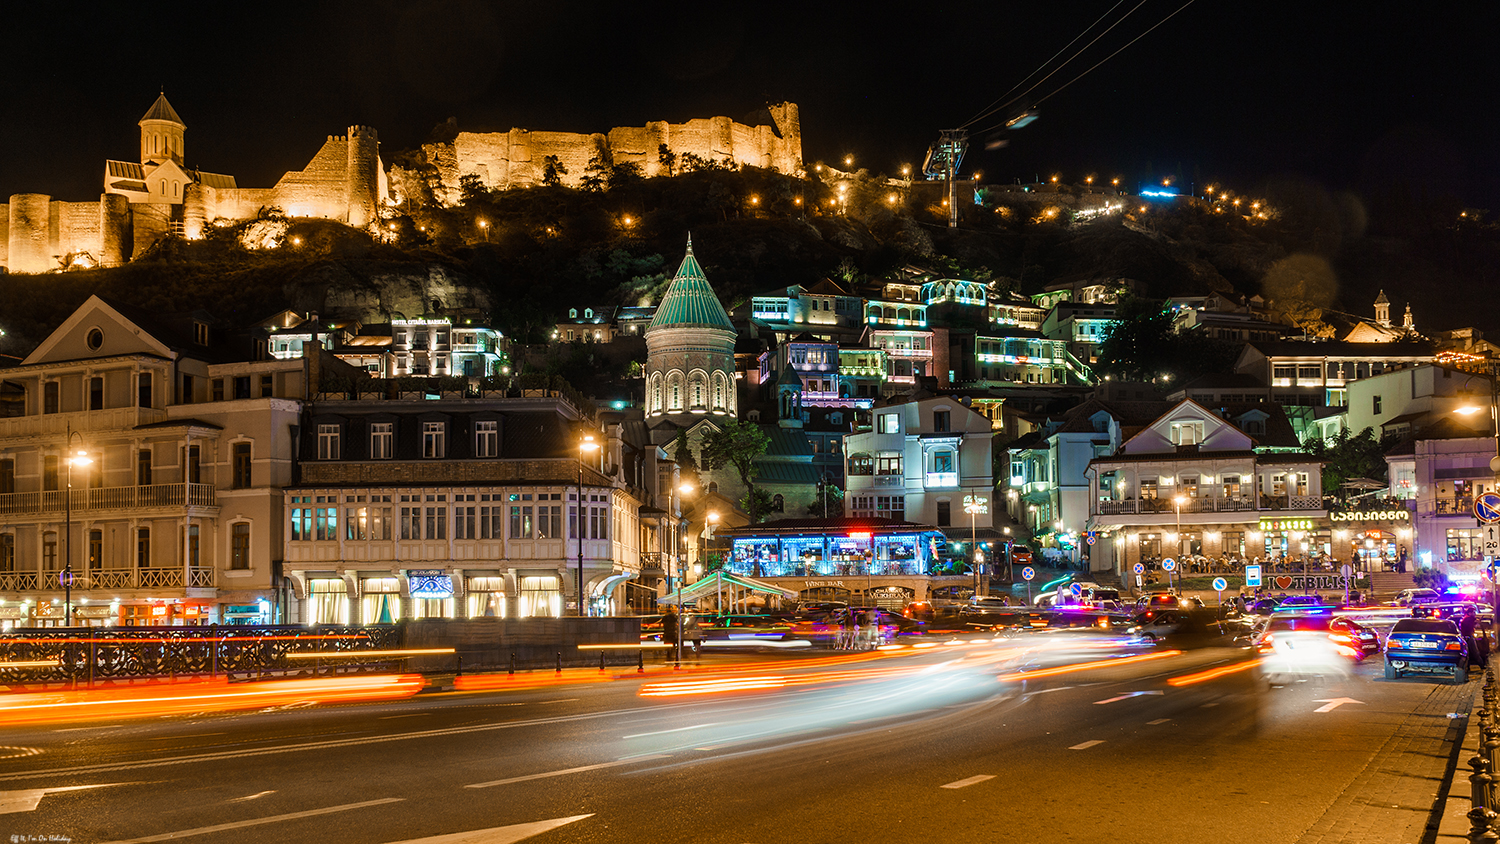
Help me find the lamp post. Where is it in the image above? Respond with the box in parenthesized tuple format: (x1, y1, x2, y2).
(1172, 495, 1188, 592)
(62, 428, 91, 628)
(673, 481, 695, 667)
(964, 494, 985, 595)
(576, 434, 599, 617)
(705, 511, 720, 613)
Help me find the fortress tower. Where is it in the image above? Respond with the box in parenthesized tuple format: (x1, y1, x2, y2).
(139, 93, 185, 167)
(644, 236, 738, 422)
(345, 125, 379, 228)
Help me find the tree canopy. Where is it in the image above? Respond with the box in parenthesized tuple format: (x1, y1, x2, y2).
(701, 421, 770, 522)
(1302, 427, 1402, 498)
(1094, 295, 1241, 383)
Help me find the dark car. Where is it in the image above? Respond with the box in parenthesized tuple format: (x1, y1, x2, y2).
(1129, 609, 1190, 644)
(1330, 616, 1381, 655)
(1385, 617, 1469, 683)
(1136, 592, 1181, 611)
(958, 596, 1028, 627)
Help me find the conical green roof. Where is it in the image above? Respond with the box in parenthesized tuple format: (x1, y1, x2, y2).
(140, 92, 184, 125)
(647, 236, 735, 333)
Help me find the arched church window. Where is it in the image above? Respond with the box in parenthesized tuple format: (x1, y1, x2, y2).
(772, 494, 784, 513)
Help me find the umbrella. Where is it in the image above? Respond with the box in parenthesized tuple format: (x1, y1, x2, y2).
(1340, 478, 1387, 490)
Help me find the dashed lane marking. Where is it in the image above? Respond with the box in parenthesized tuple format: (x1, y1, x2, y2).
(1069, 740, 1105, 750)
(97, 797, 403, 843)
(1147, 718, 1171, 725)
(0, 747, 43, 760)
(386, 814, 593, 844)
(465, 755, 671, 789)
(940, 774, 995, 790)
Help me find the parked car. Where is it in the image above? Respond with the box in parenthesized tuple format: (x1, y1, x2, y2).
(1385, 617, 1469, 683)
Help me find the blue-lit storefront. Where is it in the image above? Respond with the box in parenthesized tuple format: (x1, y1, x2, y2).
(724, 520, 942, 578)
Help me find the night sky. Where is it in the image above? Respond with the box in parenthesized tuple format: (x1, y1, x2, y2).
(2, 1, 1493, 209)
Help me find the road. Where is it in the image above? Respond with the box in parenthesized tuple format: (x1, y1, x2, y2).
(0, 631, 1475, 844)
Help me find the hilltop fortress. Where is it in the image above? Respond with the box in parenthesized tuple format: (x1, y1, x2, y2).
(0, 95, 803, 274)
(405, 103, 802, 202)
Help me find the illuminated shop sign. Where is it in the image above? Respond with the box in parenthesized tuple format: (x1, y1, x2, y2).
(1329, 509, 1410, 522)
(1258, 519, 1316, 532)
(408, 570, 454, 599)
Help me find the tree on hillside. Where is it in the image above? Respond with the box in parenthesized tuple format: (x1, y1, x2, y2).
(581, 154, 611, 192)
(459, 174, 489, 206)
(541, 155, 568, 187)
(657, 144, 677, 177)
(701, 421, 771, 523)
(1095, 296, 1239, 383)
(1302, 427, 1401, 498)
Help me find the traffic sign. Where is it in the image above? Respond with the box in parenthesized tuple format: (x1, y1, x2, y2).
(1245, 564, 1262, 588)
(1340, 564, 1353, 579)
(1021, 566, 1035, 581)
(1070, 583, 1084, 597)
(1212, 577, 1228, 592)
(1162, 558, 1176, 572)
(1477, 492, 1500, 523)
(1133, 562, 1145, 575)
(1086, 534, 1096, 546)
(1486, 524, 1500, 557)
(1135, 574, 1144, 588)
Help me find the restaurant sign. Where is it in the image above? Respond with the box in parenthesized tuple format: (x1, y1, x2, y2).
(1329, 508, 1410, 523)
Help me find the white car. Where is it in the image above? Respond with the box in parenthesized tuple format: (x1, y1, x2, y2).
(1390, 588, 1441, 607)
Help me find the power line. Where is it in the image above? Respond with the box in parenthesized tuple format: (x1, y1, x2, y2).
(961, 0, 1133, 128)
(963, 0, 1152, 129)
(1033, 0, 1202, 107)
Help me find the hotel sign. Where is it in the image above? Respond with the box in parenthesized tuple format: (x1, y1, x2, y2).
(1329, 508, 1410, 523)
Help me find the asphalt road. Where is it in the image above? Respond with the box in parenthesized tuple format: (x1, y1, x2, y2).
(0, 633, 1473, 844)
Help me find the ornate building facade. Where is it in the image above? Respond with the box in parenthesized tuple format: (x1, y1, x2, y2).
(644, 238, 738, 423)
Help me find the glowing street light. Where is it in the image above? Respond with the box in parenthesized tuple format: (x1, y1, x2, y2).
(63, 429, 92, 627)
(844, 155, 854, 167)
(576, 434, 600, 616)
(477, 219, 489, 242)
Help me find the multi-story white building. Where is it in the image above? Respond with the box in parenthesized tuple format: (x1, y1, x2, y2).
(1084, 399, 1326, 575)
(845, 397, 996, 558)
(0, 295, 340, 628)
(282, 394, 663, 621)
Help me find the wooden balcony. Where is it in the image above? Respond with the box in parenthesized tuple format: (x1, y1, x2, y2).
(0, 567, 216, 591)
(0, 483, 217, 517)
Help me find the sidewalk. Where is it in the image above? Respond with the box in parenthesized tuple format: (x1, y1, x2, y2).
(1296, 678, 1478, 844)
(1434, 678, 1491, 844)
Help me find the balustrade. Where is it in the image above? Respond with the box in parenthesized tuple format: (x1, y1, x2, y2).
(0, 567, 215, 591)
(0, 483, 217, 516)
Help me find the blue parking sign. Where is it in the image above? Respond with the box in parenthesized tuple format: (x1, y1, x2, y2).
(1245, 565, 1262, 588)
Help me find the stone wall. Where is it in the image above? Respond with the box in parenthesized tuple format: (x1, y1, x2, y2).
(401, 616, 645, 670)
(2, 194, 131, 273)
(414, 104, 803, 199)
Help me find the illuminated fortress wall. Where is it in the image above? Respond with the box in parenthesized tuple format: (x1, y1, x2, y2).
(416, 103, 802, 202)
(1, 194, 131, 273)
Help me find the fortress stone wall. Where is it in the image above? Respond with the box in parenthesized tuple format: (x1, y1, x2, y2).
(0, 194, 131, 273)
(412, 103, 802, 203)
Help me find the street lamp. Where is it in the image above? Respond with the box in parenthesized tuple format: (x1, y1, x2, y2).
(478, 220, 489, 242)
(576, 434, 599, 617)
(964, 495, 985, 595)
(63, 427, 91, 628)
(1172, 495, 1188, 591)
(705, 512, 720, 613)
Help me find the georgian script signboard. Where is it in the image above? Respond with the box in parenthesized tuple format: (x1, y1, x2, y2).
(1328, 508, 1410, 523)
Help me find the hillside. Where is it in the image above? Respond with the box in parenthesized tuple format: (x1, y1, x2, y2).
(1, 166, 1494, 357)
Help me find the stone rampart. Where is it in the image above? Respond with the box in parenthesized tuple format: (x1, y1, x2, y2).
(416, 104, 803, 199)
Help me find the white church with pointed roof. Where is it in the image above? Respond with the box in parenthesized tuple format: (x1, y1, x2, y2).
(644, 236, 739, 425)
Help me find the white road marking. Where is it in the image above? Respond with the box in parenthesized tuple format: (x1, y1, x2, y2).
(1094, 691, 1165, 705)
(1069, 740, 1105, 750)
(54, 725, 124, 732)
(380, 714, 425, 720)
(1147, 718, 1171, 725)
(385, 814, 593, 844)
(0, 783, 132, 815)
(149, 733, 226, 739)
(940, 774, 995, 789)
(465, 755, 671, 788)
(1314, 697, 1364, 713)
(623, 724, 720, 739)
(1201, 702, 1219, 708)
(0, 707, 654, 783)
(0, 747, 43, 760)
(228, 790, 275, 802)
(97, 797, 403, 843)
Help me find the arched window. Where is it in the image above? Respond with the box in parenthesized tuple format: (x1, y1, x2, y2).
(712, 371, 727, 410)
(708, 481, 719, 493)
(897, 307, 911, 322)
(884, 307, 895, 319)
(868, 305, 880, 321)
(772, 494, 785, 512)
(667, 371, 684, 410)
(173, 181, 180, 197)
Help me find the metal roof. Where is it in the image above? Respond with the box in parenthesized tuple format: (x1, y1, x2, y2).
(646, 236, 735, 333)
(140, 93, 184, 125)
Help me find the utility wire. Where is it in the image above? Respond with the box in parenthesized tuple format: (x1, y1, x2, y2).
(1032, 0, 1202, 107)
(961, 0, 1132, 128)
(962, 0, 1153, 129)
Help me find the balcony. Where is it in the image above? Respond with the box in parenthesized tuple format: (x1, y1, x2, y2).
(881, 347, 933, 358)
(0, 406, 169, 439)
(925, 472, 958, 488)
(0, 567, 216, 592)
(874, 474, 905, 488)
(1435, 497, 1476, 516)
(1096, 495, 1319, 515)
(0, 483, 217, 517)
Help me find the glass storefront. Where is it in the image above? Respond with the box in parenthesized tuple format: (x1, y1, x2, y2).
(518, 575, 561, 618)
(361, 577, 402, 624)
(466, 576, 506, 618)
(308, 578, 349, 625)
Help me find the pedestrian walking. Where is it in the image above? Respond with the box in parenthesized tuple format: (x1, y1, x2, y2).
(661, 605, 680, 662)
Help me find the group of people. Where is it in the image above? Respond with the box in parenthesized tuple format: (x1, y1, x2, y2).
(833, 608, 887, 650)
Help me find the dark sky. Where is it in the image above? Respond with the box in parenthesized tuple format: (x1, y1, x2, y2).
(3, 1, 1494, 208)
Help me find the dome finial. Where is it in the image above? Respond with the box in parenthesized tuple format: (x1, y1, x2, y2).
(685, 232, 694, 255)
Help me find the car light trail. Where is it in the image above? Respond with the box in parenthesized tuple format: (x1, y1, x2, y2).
(996, 649, 1182, 682)
(0, 675, 424, 725)
(1166, 659, 1259, 686)
(284, 649, 455, 659)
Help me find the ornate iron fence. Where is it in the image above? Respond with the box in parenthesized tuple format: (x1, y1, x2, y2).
(0, 625, 404, 685)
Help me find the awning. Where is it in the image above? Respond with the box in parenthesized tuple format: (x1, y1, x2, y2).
(658, 571, 797, 606)
(591, 572, 637, 597)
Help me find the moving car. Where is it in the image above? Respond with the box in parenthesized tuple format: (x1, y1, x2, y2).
(1389, 588, 1442, 607)
(958, 595, 1028, 627)
(1128, 609, 1190, 644)
(1135, 592, 1181, 610)
(1330, 616, 1381, 655)
(1256, 613, 1365, 685)
(1384, 617, 1469, 683)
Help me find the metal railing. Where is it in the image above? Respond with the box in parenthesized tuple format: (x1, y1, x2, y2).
(0, 567, 216, 591)
(1097, 495, 1321, 515)
(0, 483, 217, 516)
